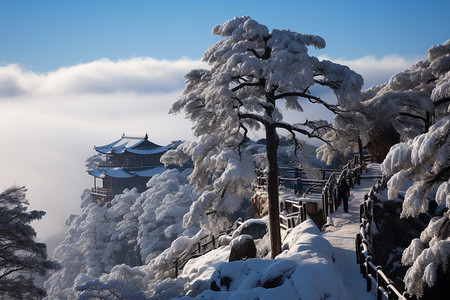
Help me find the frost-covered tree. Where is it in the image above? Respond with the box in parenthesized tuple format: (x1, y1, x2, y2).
(380, 40, 450, 298)
(0, 186, 59, 299)
(167, 16, 363, 257)
(44, 169, 198, 298)
(130, 168, 198, 263)
(382, 113, 449, 298)
(44, 189, 142, 298)
(319, 40, 450, 163)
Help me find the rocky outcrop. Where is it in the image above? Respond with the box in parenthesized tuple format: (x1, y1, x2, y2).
(251, 191, 268, 218)
(367, 123, 400, 162)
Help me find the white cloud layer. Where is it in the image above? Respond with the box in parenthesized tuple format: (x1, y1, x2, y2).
(0, 54, 416, 253)
(320, 54, 420, 88)
(0, 57, 207, 97)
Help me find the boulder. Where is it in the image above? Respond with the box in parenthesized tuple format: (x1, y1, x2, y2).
(239, 219, 267, 240)
(229, 235, 257, 262)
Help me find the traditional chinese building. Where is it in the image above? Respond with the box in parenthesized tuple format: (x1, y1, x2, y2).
(88, 134, 170, 204)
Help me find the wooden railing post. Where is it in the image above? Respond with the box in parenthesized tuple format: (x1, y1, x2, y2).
(326, 187, 332, 214)
(355, 233, 362, 264)
(359, 203, 364, 224)
(366, 256, 372, 292)
(360, 241, 366, 276)
(376, 266, 383, 300)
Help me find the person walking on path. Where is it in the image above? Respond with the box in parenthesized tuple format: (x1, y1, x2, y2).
(295, 179, 303, 196)
(338, 179, 351, 212)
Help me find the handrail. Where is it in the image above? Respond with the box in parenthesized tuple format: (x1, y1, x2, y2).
(170, 199, 308, 278)
(98, 161, 163, 168)
(280, 201, 307, 230)
(355, 175, 412, 300)
(256, 154, 366, 228)
(321, 154, 365, 227)
(168, 219, 245, 278)
(169, 233, 220, 278)
(169, 154, 366, 281)
(91, 187, 112, 197)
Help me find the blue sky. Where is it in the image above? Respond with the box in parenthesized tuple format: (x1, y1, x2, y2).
(1, 0, 449, 72)
(0, 0, 448, 251)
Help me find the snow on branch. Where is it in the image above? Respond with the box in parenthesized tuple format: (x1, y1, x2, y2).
(382, 115, 450, 217)
(168, 16, 363, 258)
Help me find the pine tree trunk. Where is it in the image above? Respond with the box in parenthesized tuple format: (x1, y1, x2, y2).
(265, 122, 282, 258)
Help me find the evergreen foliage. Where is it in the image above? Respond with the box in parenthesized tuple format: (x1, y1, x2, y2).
(0, 186, 59, 299)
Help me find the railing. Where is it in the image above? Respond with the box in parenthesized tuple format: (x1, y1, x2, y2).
(321, 155, 365, 226)
(355, 234, 408, 300)
(98, 161, 163, 168)
(164, 219, 243, 278)
(169, 200, 307, 278)
(355, 176, 413, 300)
(173, 233, 219, 278)
(256, 155, 366, 227)
(91, 187, 111, 197)
(279, 177, 327, 194)
(280, 200, 308, 230)
(168, 155, 367, 280)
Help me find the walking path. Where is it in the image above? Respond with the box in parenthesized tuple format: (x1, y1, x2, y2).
(322, 163, 382, 300)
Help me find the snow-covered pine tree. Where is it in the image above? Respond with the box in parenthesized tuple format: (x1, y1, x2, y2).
(167, 16, 363, 257)
(0, 186, 59, 299)
(380, 40, 450, 298)
(319, 40, 450, 164)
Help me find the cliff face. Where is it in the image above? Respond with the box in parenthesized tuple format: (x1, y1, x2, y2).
(367, 123, 400, 163)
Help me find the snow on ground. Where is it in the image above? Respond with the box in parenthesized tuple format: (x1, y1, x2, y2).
(321, 163, 382, 300)
(152, 164, 383, 299)
(281, 189, 324, 211)
(174, 219, 349, 299)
